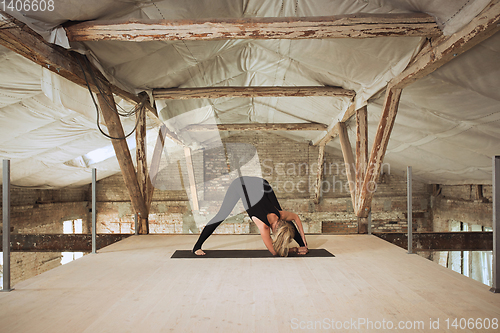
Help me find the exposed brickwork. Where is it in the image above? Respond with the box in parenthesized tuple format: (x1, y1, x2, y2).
(432, 184, 493, 232)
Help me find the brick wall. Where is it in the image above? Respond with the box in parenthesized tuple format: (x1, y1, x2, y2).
(432, 184, 492, 231)
(0, 186, 90, 287)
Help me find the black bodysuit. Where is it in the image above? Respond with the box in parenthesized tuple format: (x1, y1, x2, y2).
(193, 176, 305, 252)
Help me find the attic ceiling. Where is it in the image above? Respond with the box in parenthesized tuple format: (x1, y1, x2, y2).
(0, 0, 499, 187)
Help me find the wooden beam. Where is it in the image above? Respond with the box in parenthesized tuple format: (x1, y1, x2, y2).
(0, 234, 131, 252)
(184, 123, 328, 132)
(184, 147, 199, 211)
(391, 0, 500, 90)
(0, 11, 181, 143)
(375, 232, 493, 251)
(64, 13, 441, 42)
(311, 103, 355, 146)
(154, 86, 355, 100)
(357, 88, 402, 218)
(337, 122, 356, 209)
(97, 84, 149, 223)
(148, 125, 168, 211)
(355, 106, 368, 214)
(313, 143, 326, 204)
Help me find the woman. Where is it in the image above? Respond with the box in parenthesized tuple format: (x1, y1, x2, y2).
(193, 176, 308, 256)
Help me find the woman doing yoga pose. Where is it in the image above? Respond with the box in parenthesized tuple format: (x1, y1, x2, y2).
(193, 176, 308, 256)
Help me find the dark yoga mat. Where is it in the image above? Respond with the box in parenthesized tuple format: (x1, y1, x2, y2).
(171, 249, 335, 258)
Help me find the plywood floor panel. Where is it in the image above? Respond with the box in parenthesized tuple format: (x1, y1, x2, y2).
(1, 235, 499, 332)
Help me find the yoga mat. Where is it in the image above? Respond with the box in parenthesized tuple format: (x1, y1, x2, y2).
(171, 249, 335, 258)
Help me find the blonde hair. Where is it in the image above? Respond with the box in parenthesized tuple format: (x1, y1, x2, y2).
(273, 220, 295, 257)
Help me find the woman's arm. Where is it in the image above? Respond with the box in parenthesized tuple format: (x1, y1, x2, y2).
(280, 211, 308, 250)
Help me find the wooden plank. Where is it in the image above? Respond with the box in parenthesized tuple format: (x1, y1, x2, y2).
(184, 147, 199, 211)
(64, 13, 441, 42)
(375, 232, 493, 251)
(97, 84, 149, 223)
(154, 86, 355, 100)
(1, 234, 131, 252)
(313, 143, 326, 204)
(337, 122, 356, 209)
(357, 88, 402, 218)
(355, 106, 368, 214)
(391, 0, 500, 90)
(184, 123, 327, 132)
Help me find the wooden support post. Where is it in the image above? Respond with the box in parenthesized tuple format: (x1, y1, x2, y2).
(314, 143, 326, 204)
(491, 156, 500, 293)
(357, 88, 402, 218)
(355, 106, 368, 214)
(375, 232, 494, 251)
(338, 122, 356, 209)
(136, 105, 149, 234)
(2, 160, 12, 291)
(96, 84, 148, 228)
(92, 168, 97, 254)
(184, 147, 199, 211)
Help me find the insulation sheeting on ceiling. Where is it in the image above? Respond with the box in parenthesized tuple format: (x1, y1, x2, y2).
(0, 0, 498, 187)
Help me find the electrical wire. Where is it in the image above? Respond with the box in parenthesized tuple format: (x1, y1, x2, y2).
(76, 56, 145, 140)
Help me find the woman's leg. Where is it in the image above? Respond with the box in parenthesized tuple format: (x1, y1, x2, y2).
(192, 179, 242, 252)
(290, 222, 306, 247)
(264, 180, 282, 211)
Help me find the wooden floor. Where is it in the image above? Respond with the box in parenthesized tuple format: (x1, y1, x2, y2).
(1, 235, 499, 332)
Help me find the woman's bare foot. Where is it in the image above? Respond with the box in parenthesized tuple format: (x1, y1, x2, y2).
(194, 249, 206, 256)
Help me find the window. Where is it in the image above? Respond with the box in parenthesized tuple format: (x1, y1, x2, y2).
(61, 219, 84, 265)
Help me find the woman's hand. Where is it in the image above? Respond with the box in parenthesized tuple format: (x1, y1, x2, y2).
(298, 246, 309, 255)
(289, 247, 298, 254)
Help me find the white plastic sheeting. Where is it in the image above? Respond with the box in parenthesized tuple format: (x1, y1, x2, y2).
(0, 0, 498, 187)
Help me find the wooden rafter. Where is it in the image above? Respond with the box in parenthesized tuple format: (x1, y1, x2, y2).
(184, 123, 328, 132)
(64, 13, 441, 42)
(337, 123, 356, 209)
(153, 86, 355, 100)
(356, 0, 500, 219)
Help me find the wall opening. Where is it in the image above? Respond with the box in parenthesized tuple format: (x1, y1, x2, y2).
(61, 219, 84, 265)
